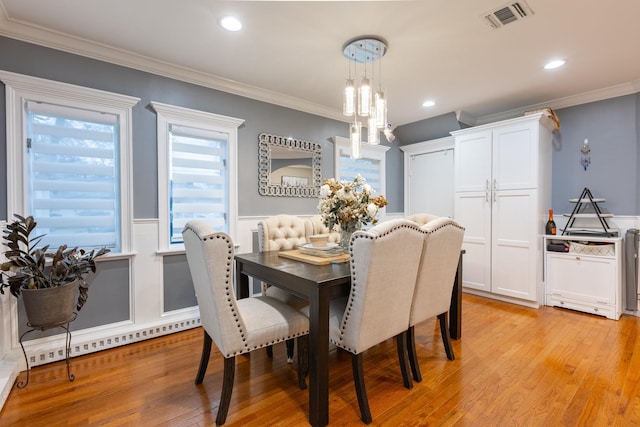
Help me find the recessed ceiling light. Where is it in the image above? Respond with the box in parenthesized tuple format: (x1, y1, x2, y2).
(219, 16, 242, 32)
(544, 59, 565, 70)
(422, 100, 436, 107)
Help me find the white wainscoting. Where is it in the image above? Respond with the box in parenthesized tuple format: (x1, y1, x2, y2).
(0, 211, 404, 409)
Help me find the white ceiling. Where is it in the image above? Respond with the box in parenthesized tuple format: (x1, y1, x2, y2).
(1, 0, 640, 127)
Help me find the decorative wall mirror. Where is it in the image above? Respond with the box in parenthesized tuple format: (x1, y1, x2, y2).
(258, 133, 322, 197)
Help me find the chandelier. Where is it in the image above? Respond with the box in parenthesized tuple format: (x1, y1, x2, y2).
(342, 37, 387, 159)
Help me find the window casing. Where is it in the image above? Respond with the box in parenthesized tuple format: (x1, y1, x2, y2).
(1, 71, 139, 253)
(332, 136, 390, 203)
(151, 102, 244, 251)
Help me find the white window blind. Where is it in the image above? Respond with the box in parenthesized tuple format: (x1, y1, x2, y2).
(339, 155, 382, 194)
(169, 124, 228, 244)
(26, 101, 120, 251)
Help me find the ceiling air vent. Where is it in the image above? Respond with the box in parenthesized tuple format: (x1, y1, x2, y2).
(482, 1, 533, 29)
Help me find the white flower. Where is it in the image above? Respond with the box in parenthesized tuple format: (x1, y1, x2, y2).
(319, 184, 331, 198)
(366, 203, 378, 217)
(362, 184, 372, 194)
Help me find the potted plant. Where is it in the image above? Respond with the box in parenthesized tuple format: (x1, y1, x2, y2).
(0, 215, 110, 328)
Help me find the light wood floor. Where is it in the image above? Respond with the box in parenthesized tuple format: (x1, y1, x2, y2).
(2, 293, 640, 426)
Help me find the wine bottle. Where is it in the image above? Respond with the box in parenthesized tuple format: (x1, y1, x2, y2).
(545, 209, 557, 235)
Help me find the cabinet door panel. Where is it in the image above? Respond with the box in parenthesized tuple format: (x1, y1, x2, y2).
(491, 189, 538, 301)
(454, 191, 491, 291)
(454, 130, 491, 192)
(492, 122, 537, 190)
(547, 254, 615, 305)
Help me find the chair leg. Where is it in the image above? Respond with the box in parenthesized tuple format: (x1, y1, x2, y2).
(216, 356, 236, 426)
(438, 312, 455, 361)
(351, 353, 372, 424)
(195, 331, 213, 384)
(296, 335, 309, 390)
(286, 339, 295, 363)
(266, 345, 273, 358)
(406, 326, 422, 383)
(396, 332, 413, 390)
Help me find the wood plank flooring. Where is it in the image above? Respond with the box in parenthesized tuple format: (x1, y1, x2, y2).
(2, 293, 640, 426)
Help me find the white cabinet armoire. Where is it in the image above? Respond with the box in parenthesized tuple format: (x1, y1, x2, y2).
(452, 112, 554, 306)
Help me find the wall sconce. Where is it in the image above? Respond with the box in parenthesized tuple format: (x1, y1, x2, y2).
(580, 138, 591, 171)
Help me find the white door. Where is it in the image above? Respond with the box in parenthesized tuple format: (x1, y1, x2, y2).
(492, 122, 538, 191)
(409, 149, 454, 217)
(454, 191, 491, 292)
(490, 188, 538, 301)
(454, 130, 492, 192)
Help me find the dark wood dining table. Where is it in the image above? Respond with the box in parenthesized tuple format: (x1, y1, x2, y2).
(234, 250, 464, 426)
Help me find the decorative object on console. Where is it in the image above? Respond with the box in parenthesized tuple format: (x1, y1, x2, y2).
(342, 36, 388, 158)
(562, 187, 618, 237)
(317, 174, 387, 251)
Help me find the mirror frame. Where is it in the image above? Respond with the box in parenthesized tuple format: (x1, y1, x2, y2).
(258, 132, 322, 197)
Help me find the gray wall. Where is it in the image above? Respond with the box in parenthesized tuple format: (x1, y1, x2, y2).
(0, 36, 404, 325)
(394, 96, 640, 216)
(0, 36, 405, 218)
(551, 95, 638, 215)
(1, 36, 639, 324)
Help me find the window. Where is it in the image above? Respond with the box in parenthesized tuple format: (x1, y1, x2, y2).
(151, 102, 244, 251)
(1, 71, 139, 253)
(332, 136, 390, 199)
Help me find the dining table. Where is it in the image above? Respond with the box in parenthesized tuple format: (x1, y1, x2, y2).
(234, 249, 464, 426)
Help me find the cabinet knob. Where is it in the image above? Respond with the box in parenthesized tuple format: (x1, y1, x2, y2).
(594, 307, 598, 312)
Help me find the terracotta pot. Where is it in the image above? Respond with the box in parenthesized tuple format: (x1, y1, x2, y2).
(21, 281, 78, 328)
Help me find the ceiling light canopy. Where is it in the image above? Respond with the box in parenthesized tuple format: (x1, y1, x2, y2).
(219, 16, 242, 32)
(342, 37, 388, 158)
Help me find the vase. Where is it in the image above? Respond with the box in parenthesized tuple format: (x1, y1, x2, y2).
(339, 223, 360, 252)
(21, 281, 78, 329)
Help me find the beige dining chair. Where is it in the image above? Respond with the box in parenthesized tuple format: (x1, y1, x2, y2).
(309, 218, 424, 424)
(407, 217, 465, 382)
(406, 213, 440, 226)
(305, 214, 341, 244)
(182, 221, 310, 425)
(258, 214, 310, 362)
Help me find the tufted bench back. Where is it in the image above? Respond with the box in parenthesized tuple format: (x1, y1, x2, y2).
(258, 214, 308, 252)
(305, 215, 341, 244)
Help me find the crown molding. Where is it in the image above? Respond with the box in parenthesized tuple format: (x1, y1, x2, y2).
(0, 12, 348, 124)
(1, 9, 638, 129)
(475, 80, 640, 125)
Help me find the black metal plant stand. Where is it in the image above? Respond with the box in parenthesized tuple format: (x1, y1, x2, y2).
(16, 312, 77, 388)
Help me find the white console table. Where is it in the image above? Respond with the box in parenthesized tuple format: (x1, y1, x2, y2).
(544, 235, 623, 320)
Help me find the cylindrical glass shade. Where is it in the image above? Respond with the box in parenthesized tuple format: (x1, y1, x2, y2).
(350, 121, 361, 159)
(343, 79, 355, 116)
(368, 114, 379, 145)
(375, 90, 386, 129)
(358, 77, 371, 117)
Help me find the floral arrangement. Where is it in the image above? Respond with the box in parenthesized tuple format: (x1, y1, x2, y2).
(317, 174, 388, 233)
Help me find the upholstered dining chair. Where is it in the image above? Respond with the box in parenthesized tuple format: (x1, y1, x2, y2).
(309, 218, 424, 424)
(406, 213, 440, 226)
(182, 221, 310, 425)
(258, 214, 310, 362)
(407, 217, 465, 382)
(305, 214, 341, 244)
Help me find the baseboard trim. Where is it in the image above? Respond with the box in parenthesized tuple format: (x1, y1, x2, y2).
(0, 311, 201, 411)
